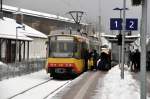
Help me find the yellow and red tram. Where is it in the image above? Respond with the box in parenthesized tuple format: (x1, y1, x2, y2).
(45, 34, 89, 78)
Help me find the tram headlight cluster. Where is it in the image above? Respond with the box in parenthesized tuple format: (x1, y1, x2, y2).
(49, 63, 57, 67)
(48, 63, 73, 67)
(65, 64, 72, 67)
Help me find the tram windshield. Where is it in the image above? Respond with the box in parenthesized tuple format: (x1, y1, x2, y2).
(49, 41, 74, 57)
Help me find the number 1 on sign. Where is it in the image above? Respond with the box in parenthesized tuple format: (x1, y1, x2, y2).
(115, 21, 118, 28)
(110, 18, 122, 30)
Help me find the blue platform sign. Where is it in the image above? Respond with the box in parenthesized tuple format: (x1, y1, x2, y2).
(126, 18, 138, 30)
(110, 18, 122, 30)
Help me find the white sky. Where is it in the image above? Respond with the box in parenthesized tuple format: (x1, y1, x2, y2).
(3, 0, 150, 34)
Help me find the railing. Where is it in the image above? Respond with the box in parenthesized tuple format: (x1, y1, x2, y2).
(0, 58, 46, 81)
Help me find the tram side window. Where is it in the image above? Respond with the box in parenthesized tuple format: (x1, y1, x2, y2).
(81, 42, 88, 59)
(49, 42, 55, 56)
(49, 41, 74, 57)
(73, 43, 77, 52)
(73, 42, 81, 59)
(59, 42, 73, 53)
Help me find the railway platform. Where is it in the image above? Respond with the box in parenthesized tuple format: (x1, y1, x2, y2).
(0, 65, 150, 99)
(51, 65, 150, 99)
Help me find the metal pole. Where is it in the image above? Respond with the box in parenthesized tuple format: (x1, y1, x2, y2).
(0, 64, 2, 81)
(0, 0, 3, 19)
(121, 0, 126, 79)
(140, 0, 147, 98)
(119, 46, 121, 67)
(0, 0, 2, 12)
(27, 41, 29, 60)
(99, 16, 102, 48)
(119, 10, 122, 69)
(15, 28, 18, 62)
(98, 0, 102, 50)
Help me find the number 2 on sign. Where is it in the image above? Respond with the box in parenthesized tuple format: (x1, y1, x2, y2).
(129, 21, 134, 29)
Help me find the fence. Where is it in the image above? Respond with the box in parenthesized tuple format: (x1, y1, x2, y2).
(0, 58, 46, 81)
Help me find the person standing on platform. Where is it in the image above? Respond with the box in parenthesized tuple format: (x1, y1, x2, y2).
(93, 49, 99, 70)
(134, 49, 140, 71)
(83, 49, 89, 71)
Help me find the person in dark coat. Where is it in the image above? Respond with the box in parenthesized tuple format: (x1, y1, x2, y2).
(88, 49, 93, 59)
(147, 51, 150, 70)
(93, 49, 99, 70)
(127, 50, 132, 67)
(130, 51, 136, 71)
(134, 49, 140, 71)
(98, 51, 110, 70)
(83, 49, 89, 71)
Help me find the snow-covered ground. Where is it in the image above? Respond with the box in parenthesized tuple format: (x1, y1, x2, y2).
(0, 70, 71, 99)
(93, 65, 150, 99)
(0, 66, 150, 99)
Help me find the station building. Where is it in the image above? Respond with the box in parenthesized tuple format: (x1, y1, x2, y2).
(0, 5, 87, 63)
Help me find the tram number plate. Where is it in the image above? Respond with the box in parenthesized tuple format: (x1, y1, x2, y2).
(55, 68, 66, 73)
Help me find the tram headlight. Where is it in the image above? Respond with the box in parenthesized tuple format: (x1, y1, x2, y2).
(69, 64, 72, 67)
(65, 64, 69, 66)
(49, 63, 53, 67)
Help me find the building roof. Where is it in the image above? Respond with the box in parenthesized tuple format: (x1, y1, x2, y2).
(0, 17, 32, 41)
(0, 17, 47, 40)
(19, 24, 48, 38)
(3, 5, 88, 25)
(3, 5, 74, 23)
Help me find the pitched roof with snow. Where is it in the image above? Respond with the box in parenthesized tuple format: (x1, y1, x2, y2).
(0, 17, 47, 40)
(0, 18, 32, 41)
(19, 24, 47, 38)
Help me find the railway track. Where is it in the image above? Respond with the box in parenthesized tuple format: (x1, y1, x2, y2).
(43, 81, 71, 99)
(8, 78, 72, 99)
(8, 78, 53, 99)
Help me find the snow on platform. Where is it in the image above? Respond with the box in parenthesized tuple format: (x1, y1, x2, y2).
(93, 65, 150, 99)
(0, 65, 150, 99)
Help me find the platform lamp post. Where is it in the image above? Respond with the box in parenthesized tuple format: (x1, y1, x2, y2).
(0, 0, 2, 11)
(113, 7, 129, 21)
(140, 0, 147, 99)
(113, 7, 128, 75)
(131, 0, 147, 98)
(0, 0, 1, 79)
(113, 7, 129, 36)
(121, 0, 127, 79)
(0, 0, 3, 18)
(15, 26, 23, 62)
